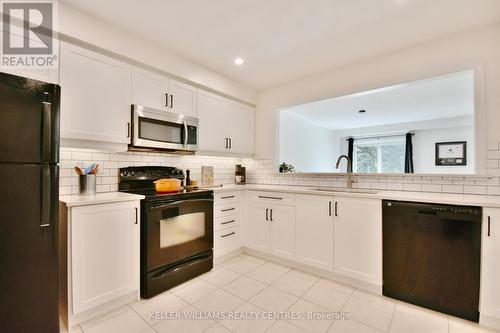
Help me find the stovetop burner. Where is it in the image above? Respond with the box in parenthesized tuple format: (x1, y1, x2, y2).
(118, 166, 212, 201)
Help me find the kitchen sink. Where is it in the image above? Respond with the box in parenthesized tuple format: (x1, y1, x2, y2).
(310, 187, 380, 194)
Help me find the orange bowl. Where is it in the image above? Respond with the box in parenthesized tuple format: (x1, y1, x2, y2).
(154, 178, 181, 193)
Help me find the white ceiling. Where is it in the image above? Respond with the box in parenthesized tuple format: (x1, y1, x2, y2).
(283, 70, 474, 130)
(61, 0, 500, 89)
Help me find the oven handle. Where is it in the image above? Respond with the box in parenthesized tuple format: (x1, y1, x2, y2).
(150, 198, 214, 210)
(151, 252, 212, 280)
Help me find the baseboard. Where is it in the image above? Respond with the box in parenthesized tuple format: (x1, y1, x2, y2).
(214, 248, 244, 265)
(480, 313, 500, 331)
(241, 247, 382, 295)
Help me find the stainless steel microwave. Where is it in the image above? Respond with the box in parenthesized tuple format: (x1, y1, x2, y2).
(129, 105, 198, 152)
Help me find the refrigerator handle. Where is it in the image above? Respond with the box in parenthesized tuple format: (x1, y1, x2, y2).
(40, 166, 51, 228)
(41, 96, 52, 162)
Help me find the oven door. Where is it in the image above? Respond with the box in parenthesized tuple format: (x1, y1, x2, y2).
(131, 105, 198, 151)
(146, 197, 213, 272)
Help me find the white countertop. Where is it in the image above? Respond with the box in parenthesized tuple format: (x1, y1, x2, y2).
(209, 183, 500, 208)
(59, 192, 145, 207)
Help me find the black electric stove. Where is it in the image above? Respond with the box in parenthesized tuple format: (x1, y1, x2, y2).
(119, 166, 214, 298)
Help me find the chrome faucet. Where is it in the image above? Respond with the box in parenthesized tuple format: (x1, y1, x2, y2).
(335, 155, 358, 189)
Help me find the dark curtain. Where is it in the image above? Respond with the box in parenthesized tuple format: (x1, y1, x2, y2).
(404, 132, 414, 173)
(347, 137, 354, 173)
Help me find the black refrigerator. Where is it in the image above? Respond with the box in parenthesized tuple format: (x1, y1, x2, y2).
(0, 72, 60, 333)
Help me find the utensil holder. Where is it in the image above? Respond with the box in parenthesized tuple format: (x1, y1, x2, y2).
(79, 174, 96, 196)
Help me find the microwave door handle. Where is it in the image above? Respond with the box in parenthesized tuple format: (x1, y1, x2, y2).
(183, 121, 188, 148)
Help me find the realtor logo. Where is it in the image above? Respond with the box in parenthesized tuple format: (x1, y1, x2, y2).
(1, 0, 58, 69)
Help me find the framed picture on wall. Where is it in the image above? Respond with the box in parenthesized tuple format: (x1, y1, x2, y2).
(435, 141, 467, 166)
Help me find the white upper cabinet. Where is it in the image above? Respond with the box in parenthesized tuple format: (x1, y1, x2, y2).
(333, 197, 382, 286)
(60, 42, 131, 144)
(197, 89, 255, 155)
(197, 90, 228, 152)
(481, 209, 500, 321)
(131, 67, 169, 110)
(226, 100, 255, 154)
(168, 79, 197, 117)
(295, 194, 334, 271)
(131, 67, 197, 117)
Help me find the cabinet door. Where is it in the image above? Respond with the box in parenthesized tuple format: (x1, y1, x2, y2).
(197, 89, 229, 152)
(270, 205, 295, 260)
(295, 195, 334, 271)
(334, 197, 382, 285)
(169, 79, 197, 117)
(131, 67, 169, 110)
(71, 201, 139, 314)
(227, 101, 254, 154)
(246, 202, 270, 253)
(481, 209, 500, 319)
(60, 42, 131, 144)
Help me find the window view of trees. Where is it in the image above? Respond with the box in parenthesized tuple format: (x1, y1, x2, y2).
(354, 141, 405, 173)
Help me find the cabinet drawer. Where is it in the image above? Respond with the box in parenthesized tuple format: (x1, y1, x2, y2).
(214, 202, 240, 218)
(214, 226, 240, 257)
(215, 191, 241, 204)
(247, 191, 295, 206)
(215, 215, 239, 231)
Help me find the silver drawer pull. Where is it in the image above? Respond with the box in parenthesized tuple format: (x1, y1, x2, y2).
(221, 207, 235, 212)
(258, 195, 283, 200)
(221, 232, 235, 238)
(221, 195, 235, 199)
(221, 219, 236, 225)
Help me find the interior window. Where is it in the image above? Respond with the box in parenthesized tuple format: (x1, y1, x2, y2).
(354, 137, 405, 173)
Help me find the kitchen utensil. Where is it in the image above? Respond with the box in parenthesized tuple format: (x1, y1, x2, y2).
(74, 166, 83, 175)
(154, 178, 181, 193)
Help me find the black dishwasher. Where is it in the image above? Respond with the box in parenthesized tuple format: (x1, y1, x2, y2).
(382, 200, 481, 322)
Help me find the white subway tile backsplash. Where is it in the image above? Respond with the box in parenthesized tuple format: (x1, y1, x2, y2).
(60, 140, 500, 197)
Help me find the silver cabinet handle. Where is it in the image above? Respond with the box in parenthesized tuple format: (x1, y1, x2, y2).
(225, 138, 228, 149)
(258, 195, 282, 200)
(221, 207, 235, 212)
(134, 207, 138, 224)
(265, 208, 269, 221)
(221, 195, 235, 199)
(221, 219, 236, 225)
(165, 93, 169, 107)
(228, 137, 232, 149)
(329, 201, 332, 216)
(270, 209, 273, 222)
(335, 202, 338, 217)
(221, 232, 235, 238)
(170, 94, 174, 108)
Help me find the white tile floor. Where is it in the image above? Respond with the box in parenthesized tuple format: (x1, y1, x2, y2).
(67, 254, 498, 333)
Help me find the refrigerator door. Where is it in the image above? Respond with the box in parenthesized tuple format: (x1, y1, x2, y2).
(0, 164, 59, 333)
(0, 72, 60, 164)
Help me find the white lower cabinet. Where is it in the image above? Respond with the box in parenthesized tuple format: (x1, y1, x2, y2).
(246, 192, 295, 260)
(481, 209, 500, 324)
(333, 197, 382, 286)
(213, 191, 242, 257)
(60, 200, 140, 327)
(295, 195, 334, 271)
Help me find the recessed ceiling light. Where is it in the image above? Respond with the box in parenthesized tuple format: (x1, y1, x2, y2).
(234, 57, 244, 66)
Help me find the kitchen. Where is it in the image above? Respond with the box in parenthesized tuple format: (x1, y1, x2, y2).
(1, 1, 500, 333)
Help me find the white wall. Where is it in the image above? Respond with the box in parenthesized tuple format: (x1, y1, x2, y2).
(278, 111, 334, 172)
(256, 23, 500, 175)
(58, 2, 256, 104)
(413, 126, 474, 174)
